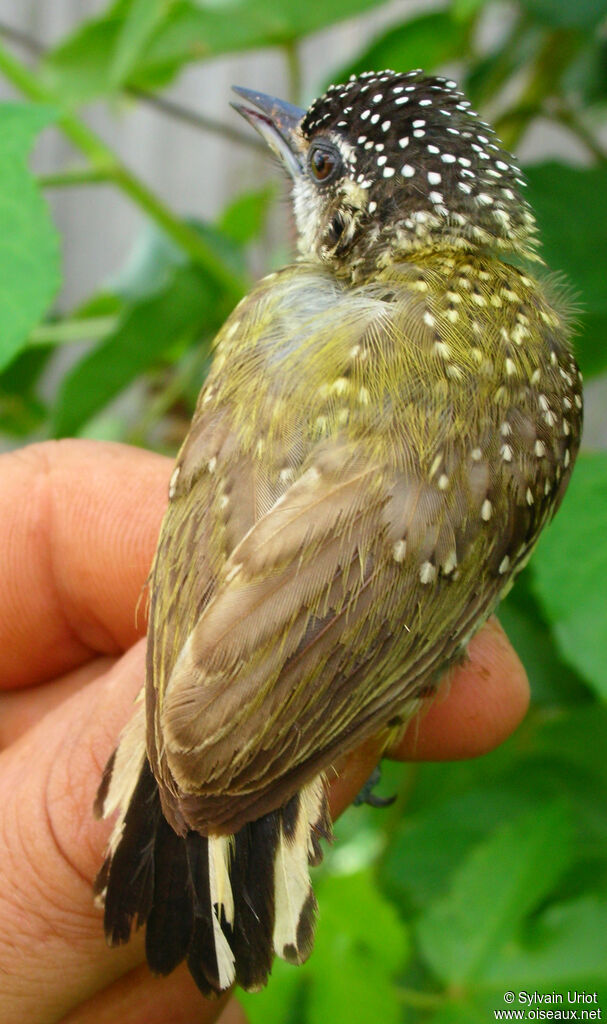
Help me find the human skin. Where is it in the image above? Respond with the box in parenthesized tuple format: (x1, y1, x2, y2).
(0, 440, 530, 1024)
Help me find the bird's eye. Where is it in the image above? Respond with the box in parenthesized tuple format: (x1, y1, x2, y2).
(309, 144, 341, 184)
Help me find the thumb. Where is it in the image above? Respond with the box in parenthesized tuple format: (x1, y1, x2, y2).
(0, 643, 229, 1024)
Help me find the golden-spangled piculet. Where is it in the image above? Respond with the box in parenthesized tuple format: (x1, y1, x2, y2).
(94, 69, 583, 995)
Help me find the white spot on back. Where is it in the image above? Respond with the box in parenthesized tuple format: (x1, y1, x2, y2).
(420, 561, 437, 584)
(393, 539, 407, 563)
(443, 550, 457, 575)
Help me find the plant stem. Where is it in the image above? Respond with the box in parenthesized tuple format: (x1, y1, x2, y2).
(494, 28, 583, 150)
(0, 17, 265, 152)
(552, 102, 607, 166)
(0, 42, 245, 299)
(38, 166, 114, 188)
(128, 87, 266, 152)
(0, 19, 44, 56)
(29, 316, 119, 346)
(464, 13, 530, 108)
(126, 342, 210, 446)
(284, 40, 302, 106)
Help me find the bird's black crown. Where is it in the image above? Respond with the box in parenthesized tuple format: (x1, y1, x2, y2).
(298, 69, 537, 267)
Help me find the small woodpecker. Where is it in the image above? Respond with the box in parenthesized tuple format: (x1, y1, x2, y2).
(94, 69, 582, 995)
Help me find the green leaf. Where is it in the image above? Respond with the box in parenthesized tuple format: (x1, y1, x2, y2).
(482, 896, 607, 990)
(497, 571, 590, 706)
(239, 959, 303, 1024)
(52, 213, 246, 437)
(526, 164, 607, 316)
(133, 0, 386, 90)
(0, 347, 50, 437)
(327, 12, 472, 89)
(564, 36, 607, 105)
(240, 869, 409, 1024)
(571, 311, 607, 379)
(307, 870, 409, 1024)
(110, 0, 174, 85)
(106, 221, 187, 301)
(43, 0, 383, 100)
(424, 900, 607, 1020)
(108, 216, 245, 300)
(451, 0, 488, 19)
(525, 163, 607, 378)
(533, 704, 607, 793)
(532, 452, 607, 699)
(383, 741, 607, 914)
(519, 0, 607, 29)
(416, 803, 574, 985)
(385, 703, 607, 912)
(426, 897, 607, 1018)
(383, 785, 536, 912)
(52, 263, 218, 436)
(244, 0, 382, 39)
(464, 23, 544, 109)
(0, 104, 61, 371)
(78, 408, 134, 442)
(219, 186, 276, 245)
(426, 1001, 489, 1024)
(41, 15, 124, 102)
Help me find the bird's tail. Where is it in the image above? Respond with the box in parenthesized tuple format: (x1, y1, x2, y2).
(93, 708, 332, 995)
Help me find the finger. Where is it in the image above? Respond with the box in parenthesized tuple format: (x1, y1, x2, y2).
(217, 997, 250, 1024)
(0, 643, 244, 1024)
(387, 616, 530, 761)
(328, 618, 530, 816)
(0, 440, 170, 691)
(0, 645, 149, 1024)
(0, 657, 116, 750)
(61, 962, 239, 1024)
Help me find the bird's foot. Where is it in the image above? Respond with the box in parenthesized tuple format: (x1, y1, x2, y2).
(353, 764, 396, 808)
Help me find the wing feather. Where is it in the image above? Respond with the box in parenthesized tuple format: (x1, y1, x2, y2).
(145, 260, 579, 834)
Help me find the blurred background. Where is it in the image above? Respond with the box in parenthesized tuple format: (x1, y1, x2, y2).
(0, 1, 606, 1020)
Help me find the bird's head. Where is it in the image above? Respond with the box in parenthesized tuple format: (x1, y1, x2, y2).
(233, 70, 538, 280)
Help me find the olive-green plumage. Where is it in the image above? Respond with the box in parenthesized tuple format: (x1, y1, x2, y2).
(95, 70, 582, 996)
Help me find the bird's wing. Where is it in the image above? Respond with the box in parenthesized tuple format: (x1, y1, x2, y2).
(146, 261, 576, 834)
(155, 433, 528, 835)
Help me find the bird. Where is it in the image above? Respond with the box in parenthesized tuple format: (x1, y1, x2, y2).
(93, 69, 583, 997)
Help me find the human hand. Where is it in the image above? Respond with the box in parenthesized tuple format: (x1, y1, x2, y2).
(0, 440, 529, 1024)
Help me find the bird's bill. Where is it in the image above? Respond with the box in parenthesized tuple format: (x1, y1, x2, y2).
(232, 86, 306, 178)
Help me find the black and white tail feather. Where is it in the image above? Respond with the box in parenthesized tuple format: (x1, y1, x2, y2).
(94, 701, 332, 996)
